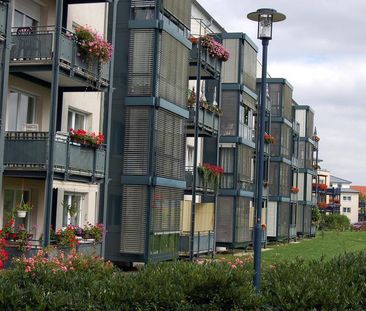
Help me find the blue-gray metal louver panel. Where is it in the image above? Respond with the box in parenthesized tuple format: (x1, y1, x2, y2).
(236, 197, 251, 243)
(128, 29, 155, 96)
(216, 196, 234, 243)
(123, 107, 151, 175)
(220, 91, 238, 136)
(162, 0, 192, 29)
(155, 108, 185, 180)
(158, 31, 189, 108)
(151, 186, 182, 233)
(120, 185, 147, 254)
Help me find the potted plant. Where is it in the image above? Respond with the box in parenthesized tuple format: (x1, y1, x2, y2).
(15, 202, 33, 218)
(264, 133, 275, 144)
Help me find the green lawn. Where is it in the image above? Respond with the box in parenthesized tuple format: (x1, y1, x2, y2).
(214, 231, 366, 267)
(261, 230, 366, 265)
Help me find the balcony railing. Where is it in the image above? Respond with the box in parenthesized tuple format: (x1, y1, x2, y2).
(4, 132, 105, 180)
(290, 192, 298, 202)
(185, 166, 214, 192)
(187, 107, 219, 134)
(289, 224, 297, 238)
(190, 43, 222, 77)
(10, 26, 109, 87)
(0, 2, 6, 36)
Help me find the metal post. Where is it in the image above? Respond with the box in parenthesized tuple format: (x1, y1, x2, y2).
(0, 0, 12, 204)
(253, 38, 269, 291)
(43, 0, 63, 247)
(190, 35, 202, 261)
(101, 0, 119, 258)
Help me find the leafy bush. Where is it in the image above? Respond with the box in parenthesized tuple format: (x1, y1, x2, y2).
(3, 251, 366, 309)
(320, 213, 350, 231)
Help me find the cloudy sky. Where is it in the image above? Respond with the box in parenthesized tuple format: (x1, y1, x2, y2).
(197, 0, 366, 185)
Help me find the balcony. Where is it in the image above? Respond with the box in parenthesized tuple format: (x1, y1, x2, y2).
(186, 107, 219, 136)
(189, 43, 222, 79)
(10, 27, 109, 90)
(4, 132, 105, 181)
(0, 2, 6, 36)
(185, 166, 214, 193)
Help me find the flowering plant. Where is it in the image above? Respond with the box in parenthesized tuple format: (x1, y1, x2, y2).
(0, 237, 8, 269)
(313, 183, 327, 191)
(291, 187, 299, 193)
(73, 25, 113, 64)
(69, 128, 104, 147)
(198, 163, 224, 191)
(201, 35, 230, 61)
(83, 223, 104, 242)
(264, 133, 275, 144)
(55, 225, 79, 249)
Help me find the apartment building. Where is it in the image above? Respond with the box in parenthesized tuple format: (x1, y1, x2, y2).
(181, 1, 224, 256)
(104, 0, 191, 264)
(330, 176, 358, 224)
(295, 104, 317, 236)
(265, 79, 299, 241)
(0, 0, 320, 263)
(0, 0, 112, 242)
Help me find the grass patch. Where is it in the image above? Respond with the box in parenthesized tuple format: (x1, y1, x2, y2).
(262, 230, 366, 265)
(214, 230, 366, 267)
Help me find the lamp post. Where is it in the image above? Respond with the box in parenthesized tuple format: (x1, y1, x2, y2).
(247, 8, 286, 291)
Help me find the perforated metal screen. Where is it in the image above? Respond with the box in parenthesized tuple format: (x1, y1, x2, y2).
(128, 29, 155, 96)
(162, 0, 191, 29)
(120, 185, 147, 254)
(216, 196, 234, 243)
(155, 109, 185, 180)
(158, 31, 189, 107)
(151, 186, 182, 233)
(220, 91, 238, 136)
(236, 197, 251, 243)
(123, 107, 151, 175)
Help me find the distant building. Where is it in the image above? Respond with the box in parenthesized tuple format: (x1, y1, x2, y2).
(330, 176, 359, 224)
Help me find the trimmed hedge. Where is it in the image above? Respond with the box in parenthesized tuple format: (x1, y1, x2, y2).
(1, 252, 366, 310)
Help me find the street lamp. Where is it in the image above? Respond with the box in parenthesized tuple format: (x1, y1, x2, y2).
(247, 8, 286, 291)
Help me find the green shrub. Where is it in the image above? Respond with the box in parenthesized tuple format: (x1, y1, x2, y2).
(3, 251, 366, 309)
(320, 213, 350, 231)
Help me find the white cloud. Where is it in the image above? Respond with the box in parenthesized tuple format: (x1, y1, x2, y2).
(197, 0, 366, 184)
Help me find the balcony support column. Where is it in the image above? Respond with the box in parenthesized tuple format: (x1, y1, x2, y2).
(0, 1, 12, 206)
(43, 0, 63, 247)
(101, 0, 119, 258)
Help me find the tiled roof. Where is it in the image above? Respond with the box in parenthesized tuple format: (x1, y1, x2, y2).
(351, 185, 366, 195)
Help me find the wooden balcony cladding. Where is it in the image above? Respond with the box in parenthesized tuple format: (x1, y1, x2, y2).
(10, 27, 109, 90)
(4, 132, 105, 181)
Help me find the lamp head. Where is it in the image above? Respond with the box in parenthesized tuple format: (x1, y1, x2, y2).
(247, 8, 286, 40)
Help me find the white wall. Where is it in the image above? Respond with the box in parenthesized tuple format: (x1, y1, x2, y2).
(340, 192, 359, 224)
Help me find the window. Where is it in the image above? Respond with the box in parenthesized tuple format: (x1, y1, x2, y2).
(6, 90, 36, 131)
(68, 109, 87, 130)
(13, 9, 38, 28)
(343, 207, 351, 213)
(238, 105, 253, 140)
(186, 145, 194, 167)
(62, 194, 83, 227)
(3, 189, 31, 229)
